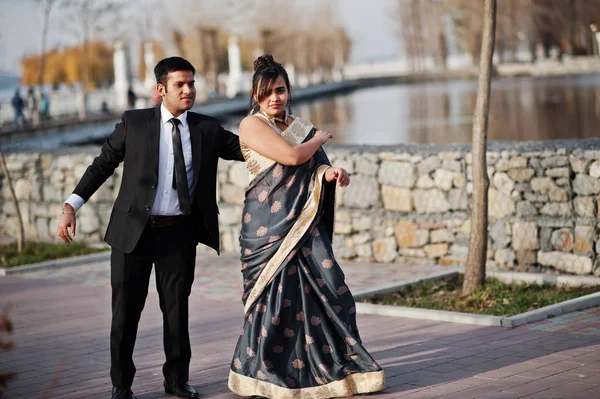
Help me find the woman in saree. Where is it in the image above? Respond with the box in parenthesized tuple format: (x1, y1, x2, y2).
(228, 55, 386, 399)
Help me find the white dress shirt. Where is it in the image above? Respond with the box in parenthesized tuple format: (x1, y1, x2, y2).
(65, 104, 194, 216)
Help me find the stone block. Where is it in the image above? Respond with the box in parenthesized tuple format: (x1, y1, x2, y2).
(448, 188, 469, 211)
(540, 203, 571, 217)
(574, 226, 595, 256)
(434, 170, 454, 191)
(430, 229, 454, 243)
(352, 233, 371, 245)
(220, 184, 245, 205)
(490, 220, 510, 249)
(512, 221, 538, 251)
(35, 217, 50, 240)
(573, 196, 596, 218)
(531, 177, 556, 192)
(228, 162, 250, 188)
(551, 228, 573, 252)
(584, 150, 600, 160)
(355, 243, 372, 258)
(545, 168, 570, 178)
(355, 158, 378, 176)
(417, 156, 441, 176)
(424, 243, 448, 258)
(352, 215, 372, 231)
(573, 174, 600, 195)
(495, 249, 515, 266)
(516, 201, 538, 217)
(453, 174, 466, 188)
(496, 157, 527, 171)
(372, 237, 397, 262)
(548, 188, 568, 202)
(540, 227, 553, 252)
(379, 161, 415, 188)
(537, 252, 593, 275)
(394, 220, 429, 248)
(342, 176, 379, 209)
(541, 156, 568, 168)
(219, 205, 242, 226)
(457, 220, 471, 235)
(492, 172, 515, 195)
(508, 168, 535, 182)
(413, 189, 450, 214)
(381, 186, 412, 212)
(488, 188, 515, 218)
(570, 156, 589, 174)
(450, 244, 469, 258)
(590, 160, 600, 179)
(416, 175, 435, 189)
(442, 159, 462, 172)
(78, 208, 100, 234)
(516, 250, 537, 265)
(399, 248, 426, 257)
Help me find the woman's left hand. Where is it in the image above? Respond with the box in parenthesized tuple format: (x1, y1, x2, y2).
(325, 167, 350, 187)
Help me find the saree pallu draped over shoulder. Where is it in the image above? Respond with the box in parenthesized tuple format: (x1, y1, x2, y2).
(228, 117, 385, 399)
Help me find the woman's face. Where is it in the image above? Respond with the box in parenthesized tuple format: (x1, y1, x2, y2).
(256, 75, 289, 119)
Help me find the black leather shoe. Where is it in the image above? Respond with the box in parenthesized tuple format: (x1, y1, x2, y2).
(164, 381, 199, 398)
(111, 387, 136, 399)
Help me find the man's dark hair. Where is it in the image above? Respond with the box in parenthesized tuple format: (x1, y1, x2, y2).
(154, 57, 196, 86)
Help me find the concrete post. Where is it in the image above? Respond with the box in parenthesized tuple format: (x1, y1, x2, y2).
(113, 40, 129, 111)
(226, 36, 243, 99)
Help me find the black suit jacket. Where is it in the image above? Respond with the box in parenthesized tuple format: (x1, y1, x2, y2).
(73, 106, 244, 254)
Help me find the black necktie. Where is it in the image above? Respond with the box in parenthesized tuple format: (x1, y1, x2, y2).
(169, 118, 191, 214)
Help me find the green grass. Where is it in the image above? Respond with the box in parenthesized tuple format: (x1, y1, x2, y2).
(363, 274, 599, 317)
(0, 241, 107, 268)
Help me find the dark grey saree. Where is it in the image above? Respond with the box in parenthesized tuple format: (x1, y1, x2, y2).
(228, 117, 385, 399)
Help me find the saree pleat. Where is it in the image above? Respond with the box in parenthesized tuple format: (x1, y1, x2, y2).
(229, 117, 385, 399)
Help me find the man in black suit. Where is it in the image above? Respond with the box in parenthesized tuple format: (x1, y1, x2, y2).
(57, 57, 244, 399)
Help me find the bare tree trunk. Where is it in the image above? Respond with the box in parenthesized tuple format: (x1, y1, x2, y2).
(78, 1, 89, 120)
(37, 0, 56, 87)
(0, 152, 25, 254)
(462, 0, 496, 296)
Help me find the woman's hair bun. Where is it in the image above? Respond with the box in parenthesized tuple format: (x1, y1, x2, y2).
(254, 54, 276, 72)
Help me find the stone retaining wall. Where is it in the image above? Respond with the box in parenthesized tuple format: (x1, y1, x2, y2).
(2, 141, 600, 275)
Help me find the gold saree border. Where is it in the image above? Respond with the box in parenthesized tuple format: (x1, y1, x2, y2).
(244, 164, 330, 316)
(228, 369, 386, 399)
(241, 116, 314, 182)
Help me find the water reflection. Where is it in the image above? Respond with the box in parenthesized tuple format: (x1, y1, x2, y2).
(278, 75, 600, 145)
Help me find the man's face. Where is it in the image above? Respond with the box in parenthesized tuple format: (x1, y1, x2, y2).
(157, 70, 196, 116)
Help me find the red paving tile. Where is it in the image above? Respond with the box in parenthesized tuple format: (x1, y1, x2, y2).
(2, 267, 600, 398)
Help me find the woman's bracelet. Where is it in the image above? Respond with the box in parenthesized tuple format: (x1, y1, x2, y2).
(62, 211, 75, 215)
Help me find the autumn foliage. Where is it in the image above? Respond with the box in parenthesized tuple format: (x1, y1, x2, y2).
(21, 41, 114, 88)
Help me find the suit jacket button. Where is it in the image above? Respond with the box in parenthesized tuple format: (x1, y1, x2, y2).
(145, 206, 150, 211)
(151, 184, 156, 189)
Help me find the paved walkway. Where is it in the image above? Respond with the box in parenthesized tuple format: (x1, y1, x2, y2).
(1, 253, 600, 398)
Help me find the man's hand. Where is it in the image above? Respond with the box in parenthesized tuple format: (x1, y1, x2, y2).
(57, 204, 77, 243)
(325, 167, 350, 187)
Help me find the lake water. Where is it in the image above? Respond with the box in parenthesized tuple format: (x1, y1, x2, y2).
(225, 74, 600, 145)
(4, 74, 600, 152)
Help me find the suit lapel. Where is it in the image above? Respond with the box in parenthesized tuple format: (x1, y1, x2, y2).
(187, 112, 203, 200)
(148, 105, 161, 180)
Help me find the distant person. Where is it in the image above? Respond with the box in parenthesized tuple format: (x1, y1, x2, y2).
(39, 91, 51, 120)
(11, 89, 25, 129)
(127, 86, 137, 109)
(26, 86, 37, 124)
(101, 100, 111, 114)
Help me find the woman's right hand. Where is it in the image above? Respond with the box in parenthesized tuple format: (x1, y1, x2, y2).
(314, 129, 332, 145)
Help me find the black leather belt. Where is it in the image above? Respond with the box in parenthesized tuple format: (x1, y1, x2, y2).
(149, 215, 189, 228)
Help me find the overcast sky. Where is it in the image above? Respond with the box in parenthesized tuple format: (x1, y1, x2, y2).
(0, 0, 401, 76)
